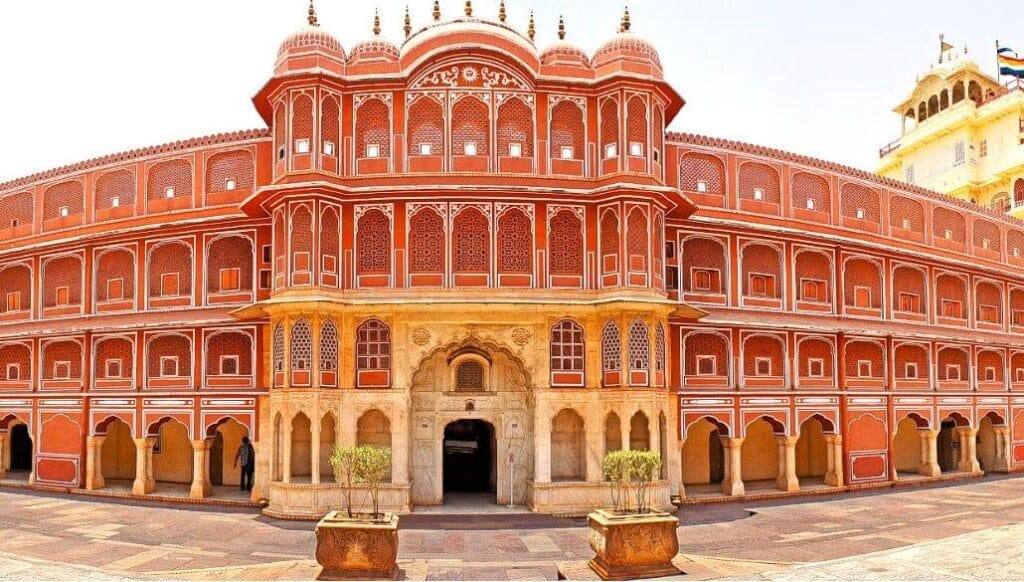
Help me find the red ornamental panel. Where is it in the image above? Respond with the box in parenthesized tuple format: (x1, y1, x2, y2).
(890, 196, 925, 235)
(0, 343, 32, 382)
(43, 255, 83, 309)
(497, 208, 531, 286)
(320, 207, 341, 285)
(0, 192, 33, 233)
(791, 172, 830, 214)
(206, 332, 253, 377)
(549, 100, 584, 161)
(95, 249, 135, 306)
(207, 236, 253, 296)
(497, 97, 534, 157)
(453, 208, 490, 274)
(148, 241, 192, 303)
(206, 150, 254, 193)
(408, 208, 445, 278)
(147, 334, 192, 381)
(95, 169, 136, 213)
(356, 210, 391, 276)
(95, 337, 134, 381)
(549, 209, 583, 283)
(43, 181, 84, 220)
(43, 340, 82, 381)
(290, 206, 313, 284)
(0, 265, 32, 315)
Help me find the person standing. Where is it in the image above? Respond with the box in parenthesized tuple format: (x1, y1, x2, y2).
(233, 436, 256, 492)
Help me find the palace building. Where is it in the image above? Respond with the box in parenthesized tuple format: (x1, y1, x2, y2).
(877, 39, 1024, 216)
(1, 2, 1023, 518)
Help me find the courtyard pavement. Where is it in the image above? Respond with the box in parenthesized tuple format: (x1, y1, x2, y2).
(0, 476, 1023, 580)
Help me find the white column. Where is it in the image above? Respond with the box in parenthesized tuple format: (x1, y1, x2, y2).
(823, 434, 844, 486)
(84, 435, 106, 490)
(919, 430, 940, 477)
(189, 440, 212, 499)
(534, 406, 551, 483)
(283, 419, 293, 484)
(310, 415, 321, 486)
(585, 406, 603, 483)
(721, 437, 745, 496)
(131, 437, 156, 494)
(620, 415, 631, 452)
(957, 427, 981, 473)
(776, 436, 799, 492)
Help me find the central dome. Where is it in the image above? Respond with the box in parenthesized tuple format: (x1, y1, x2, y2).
(277, 26, 345, 60)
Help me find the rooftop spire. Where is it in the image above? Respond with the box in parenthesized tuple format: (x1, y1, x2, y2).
(465, 0, 473, 17)
(498, 0, 507, 22)
(558, 14, 565, 40)
(307, 0, 319, 27)
(404, 5, 412, 38)
(433, 0, 441, 21)
(527, 11, 535, 43)
(372, 8, 381, 36)
(619, 5, 631, 33)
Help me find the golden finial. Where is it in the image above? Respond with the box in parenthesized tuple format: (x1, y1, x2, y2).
(372, 8, 381, 36)
(527, 11, 535, 43)
(558, 14, 565, 40)
(307, 0, 319, 27)
(499, 0, 507, 22)
(620, 5, 631, 33)
(465, 0, 473, 17)
(404, 5, 412, 38)
(433, 0, 441, 21)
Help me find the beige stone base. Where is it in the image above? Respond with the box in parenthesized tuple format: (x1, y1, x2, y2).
(527, 480, 673, 516)
(315, 511, 399, 580)
(587, 509, 680, 580)
(268, 482, 411, 519)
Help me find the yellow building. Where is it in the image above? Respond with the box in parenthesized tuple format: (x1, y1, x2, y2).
(878, 41, 1024, 214)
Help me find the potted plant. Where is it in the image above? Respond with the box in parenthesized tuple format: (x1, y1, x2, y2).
(588, 450, 680, 580)
(314, 444, 399, 580)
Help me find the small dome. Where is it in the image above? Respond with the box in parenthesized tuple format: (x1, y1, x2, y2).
(277, 26, 345, 60)
(593, 32, 662, 71)
(540, 40, 590, 68)
(348, 38, 400, 65)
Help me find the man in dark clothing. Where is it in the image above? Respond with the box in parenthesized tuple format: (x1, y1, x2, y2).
(233, 436, 256, 492)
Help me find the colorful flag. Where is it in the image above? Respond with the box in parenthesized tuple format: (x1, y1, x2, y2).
(998, 46, 1024, 77)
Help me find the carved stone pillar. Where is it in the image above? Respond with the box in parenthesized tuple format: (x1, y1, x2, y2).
(250, 440, 268, 503)
(676, 440, 687, 499)
(919, 430, 941, 477)
(585, 406, 603, 483)
(776, 436, 800, 492)
(189, 439, 213, 499)
(534, 406, 551, 483)
(721, 437, 745, 496)
(957, 427, 981, 473)
(283, 416, 293, 484)
(391, 406, 409, 485)
(311, 414, 321, 486)
(823, 434, 844, 486)
(620, 418, 631, 452)
(999, 428, 1014, 472)
(131, 437, 156, 494)
(84, 435, 106, 490)
(0, 432, 9, 480)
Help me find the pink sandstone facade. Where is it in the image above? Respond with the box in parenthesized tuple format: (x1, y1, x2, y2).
(0, 3, 1021, 517)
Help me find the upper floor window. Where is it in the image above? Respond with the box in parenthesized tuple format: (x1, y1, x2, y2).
(605, 144, 617, 159)
(366, 144, 381, 158)
(979, 139, 988, 157)
(323, 141, 336, 156)
(954, 141, 965, 166)
(629, 142, 643, 156)
(295, 139, 310, 154)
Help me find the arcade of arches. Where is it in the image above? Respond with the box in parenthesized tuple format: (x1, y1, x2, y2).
(253, 304, 677, 517)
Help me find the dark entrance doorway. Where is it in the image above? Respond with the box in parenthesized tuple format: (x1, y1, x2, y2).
(10, 424, 32, 472)
(443, 420, 496, 498)
(210, 432, 225, 486)
(937, 419, 957, 473)
(708, 427, 725, 484)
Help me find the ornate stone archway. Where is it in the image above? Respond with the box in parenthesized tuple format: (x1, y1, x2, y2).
(409, 335, 534, 506)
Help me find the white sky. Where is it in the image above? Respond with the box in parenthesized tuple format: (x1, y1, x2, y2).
(0, 0, 1018, 183)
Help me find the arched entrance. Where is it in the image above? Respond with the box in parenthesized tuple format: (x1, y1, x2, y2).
(443, 419, 496, 502)
(100, 419, 135, 486)
(977, 413, 1003, 472)
(937, 417, 961, 473)
(208, 418, 248, 489)
(741, 418, 782, 491)
(152, 419, 193, 487)
(9, 423, 33, 476)
(680, 418, 726, 493)
(894, 417, 925, 477)
(795, 417, 829, 485)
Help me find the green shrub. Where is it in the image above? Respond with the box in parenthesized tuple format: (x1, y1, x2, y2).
(329, 444, 393, 519)
(602, 449, 661, 514)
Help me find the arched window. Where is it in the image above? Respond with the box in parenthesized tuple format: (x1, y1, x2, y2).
(356, 209, 391, 280)
(321, 94, 340, 165)
(146, 334, 191, 382)
(600, 207, 621, 285)
(626, 206, 649, 278)
(407, 96, 444, 163)
(626, 95, 648, 167)
(290, 319, 311, 386)
(205, 151, 254, 194)
(408, 207, 445, 279)
(289, 205, 313, 283)
(600, 97, 620, 164)
(549, 99, 584, 165)
(601, 321, 621, 386)
(355, 98, 391, 163)
(655, 323, 666, 384)
(548, 208, 583, 283)
(272, 323, 285, 387)
(320, 319, 338, 386)
(205, 331, 252, 381)
(148, 241, 192, 303)
(147, 159, 192, 207)
(0, 264, 32, 315)
(497, 208, 532, 279)
(95, 169, 136, 215)
(356, 318, 391, 387)
(451, 97, 490, 158)
(550, 319, 585, 386)
(320, 206, 341, 286)
(738, 162, 780, 207)
(628, 319, 650, 385)
(292, 94, 314, 155)
(680, 153, 725, 197)
(455, 360, 485, 391)
(43, 255, 83, 311)
(43, 181, 84, 222)
(452, 207, 490, 275)
(207, 235, 253, 298)
(497, 96, 533, 158)
(95, 248, 135, 306)
(273, 102, 286, 163)
(791, 172, 829, 215)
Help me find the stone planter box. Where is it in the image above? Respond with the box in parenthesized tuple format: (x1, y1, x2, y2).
(587, 509, 680, 580)
(315, 511, 399, 580)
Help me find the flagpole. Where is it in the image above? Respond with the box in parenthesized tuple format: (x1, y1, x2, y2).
(996, 40, 1002, 86)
